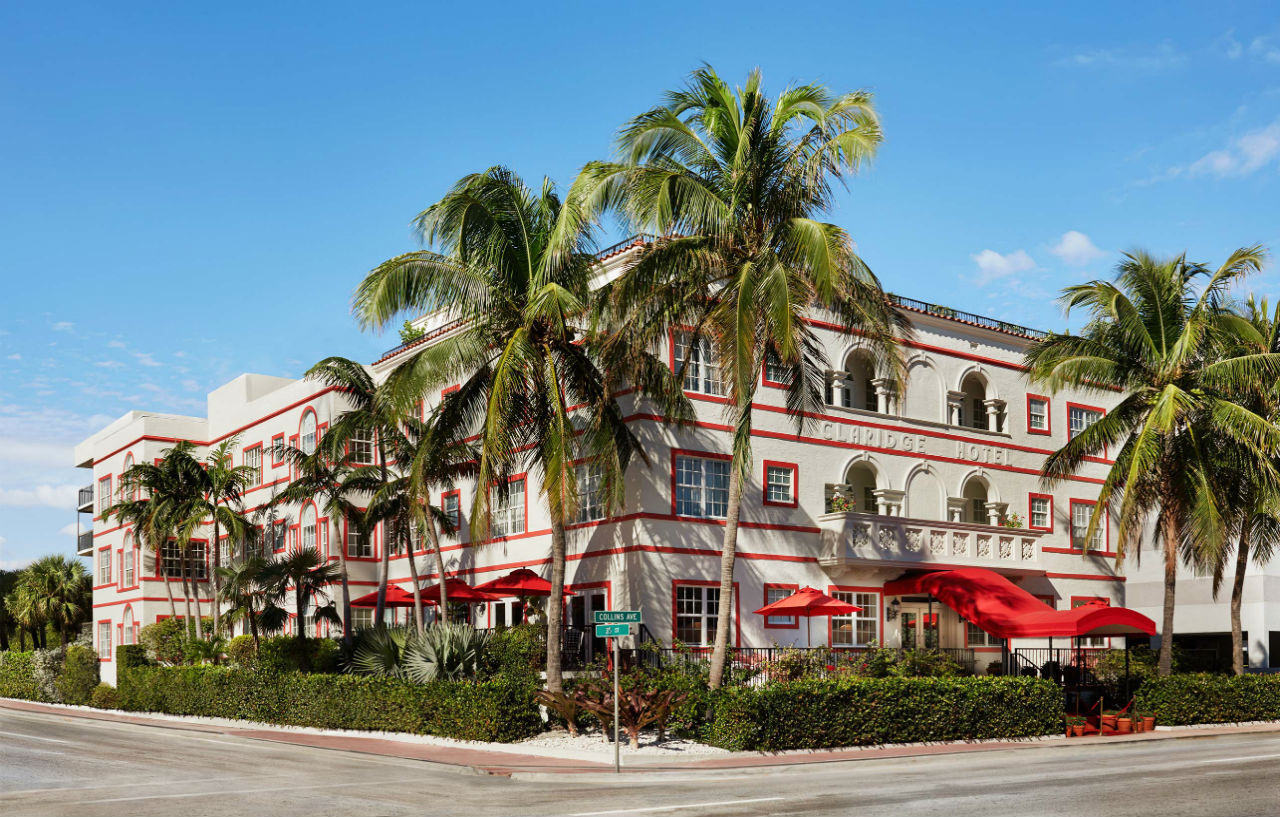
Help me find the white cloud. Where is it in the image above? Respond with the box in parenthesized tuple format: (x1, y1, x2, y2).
(1250, 36, 1280, 64)
(107, 340, 126, 349)
(1050, 231, 1107, 266)
(133, 352, 161, 367)
(1184, 120, 1280, 178)
(6, 354, 19, 361)
(971, 249, 1036, 285)
(51, 321, 74, 332)
(0, 484, 80, 509)
(58, 522, 78, 537)
(1057, 41, 1184, 71)
(94, 360, 125, 369)
(1219, 30, 1244, 60)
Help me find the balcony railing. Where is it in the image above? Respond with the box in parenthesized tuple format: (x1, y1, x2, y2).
(77, 485, 94, 512)
(77, 530, 94, 555)
(819, 510, 1044, 572)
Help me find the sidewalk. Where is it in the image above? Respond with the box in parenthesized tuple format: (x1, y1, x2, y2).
(7, 697, 1280, 778)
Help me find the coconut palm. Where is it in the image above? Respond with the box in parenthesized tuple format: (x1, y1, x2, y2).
(191, 438, 259, 638)
(1025, 247, 1280, 676)
(353, 167, 685, 692)
(272, 444, 366, 647)
(404, 415, 478, 617)
(568, 66, 908, 687)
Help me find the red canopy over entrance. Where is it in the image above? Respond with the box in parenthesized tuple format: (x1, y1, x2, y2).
(883, 568, 1155, 639)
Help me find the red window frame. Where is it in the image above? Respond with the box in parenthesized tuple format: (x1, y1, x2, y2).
(272, 520, 288, 553)
(1068, 498, 1110, 553)
(761, 460, 799, 508)
(826, 585, 884, 649)
(1027, 493, 1054, 532)
(271, 433, 285, 467)
(1066, 401, 1106, 441)
(671, 579, 740, 648)
(97, 475, 112, 520)
(441, 384, 460, 398)
(344, 508, 378, 561)
(97, 618, 112, 661)
(762, 582, 800, 629)
(668, 326, 731, 404)
(94, 544, 113, 589)
(760, 354, 792, 390)
(442, 489, 463, 541)
(670, 448, 733, 518)
(487, 473, 528, 540)
(1026, 394, 1051, 436)
(243, 442, 263, 486)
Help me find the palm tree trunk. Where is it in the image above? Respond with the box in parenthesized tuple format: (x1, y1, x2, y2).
(424, 514, 449, 617)
(181, 549, 194, 629)
(211, 520, 222, 637)
(249, 611, 260, 651)
(708, 466, 744, 690)
(191, 546, 205, 640)
(545, 516, 568, 693)
(333, 517, 352, 648)
(375, 443, 390, 624)
(1159, 512, 1178, 676)
(160, 547, 178, 620)
(1232, 530, 1251, 676)
(404, 519, 424, 633)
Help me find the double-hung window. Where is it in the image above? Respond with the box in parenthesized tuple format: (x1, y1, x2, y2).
(350, 607, 373, 632)
(97, 621, 111, 659)
(160, 541, 183, 578)
(97, 476, 112, 517)
(1027, 396, 1049, 433)
(1071, 501, 1105, 551)
(764, 463, 797, 506)
(97, 548, 111, 586)
(764, 585, 797, 627)
(442, 491, 462, 536)
(300, 506, 318, 554)
(123, 545, 135, 587)
(966, 621, 1003, 648)
(347, 513, 372, 558)
(244, 445, 262, 486)
(675, 455, 730, 518)
(348, 428, 375, 466)
(300, 412, 317, 455)
(672, 331, 725, 396)
(1030, 495, 1052, 530)
(575, 463, 604, 523)
(674, 584, 719, 646)
(491, 479, 526, 538)
(830, 591, 880, 647)
(272, 521, 287, 553)
(763, 351, 793, 386)
(1067, 405, 1103, 440)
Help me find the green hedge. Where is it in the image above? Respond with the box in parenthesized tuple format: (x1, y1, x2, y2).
(0, 651, 40, 700)
(117, 665, 541, 743)
(1135, 674, 1280, 725)
(704, 676, 1062, 751)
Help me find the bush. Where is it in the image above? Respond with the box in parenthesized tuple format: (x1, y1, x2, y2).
(0, 651, 40, 700)
(482, 624, 543, 682)
(90, 683, 118, 709)
(259, 636, 340, 674)
(32, 648, 65, 702)
(704, 676, 1062, 751)
(57, 645, 100, 705)
(116, 665, 541, 743)
(1135, 674, 1280, 725)
(116, 644, 151, 672)
(138, 618, 192, 665)
(226, 635, 258, 669)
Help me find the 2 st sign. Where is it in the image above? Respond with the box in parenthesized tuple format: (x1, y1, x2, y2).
(595, 623, 631, 637)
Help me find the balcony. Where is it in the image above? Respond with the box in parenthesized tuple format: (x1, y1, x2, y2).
(77, 530, 94, 556)
(818, 511, 1044, 574)
(77, 485, 94, 513)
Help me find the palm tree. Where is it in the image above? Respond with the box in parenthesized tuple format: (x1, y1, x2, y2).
(271, 444, 368, 646)
(194, 438, 258, 638)
(568, 66, 908, 687)
(306, 356, 408, 626)
(0, 569, 17, 651)
(216, 555, 288, 649)
(353, 167, 682, 692)
(108, 468, 182, 620)
(1025, 247, 1280, 676)
(264, 547, 341, 663)
(17, 556, 91, 647)
(404, 415, 478, 617)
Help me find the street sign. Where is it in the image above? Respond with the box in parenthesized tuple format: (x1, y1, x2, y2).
(593, 610, 642, 625)
(595, 623, 631, 637)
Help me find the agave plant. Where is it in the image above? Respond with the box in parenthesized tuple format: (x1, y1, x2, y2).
(401, 623, 492, 683)
(346, 626, 410, 678)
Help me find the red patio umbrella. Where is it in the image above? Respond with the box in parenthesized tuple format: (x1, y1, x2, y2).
(418, 577, 504, 604)
(753, 586, 861, 647)
(474, 568, 565, 597)
(349, 585, 420, 608)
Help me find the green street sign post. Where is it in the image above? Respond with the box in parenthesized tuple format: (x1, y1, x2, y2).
(592, 609, 642, 773)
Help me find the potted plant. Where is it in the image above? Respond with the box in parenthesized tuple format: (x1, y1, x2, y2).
(1116, 714, 1133, 734)
(1101, 710, 1118, 730)
(1066, 715, 1087, 737)
(1142, 713, 1156, 731)
(1131, 710, 1145, 732)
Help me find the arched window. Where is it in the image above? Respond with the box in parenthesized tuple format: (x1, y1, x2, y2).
(828, 462, 879, 513)
(122, 454, 134, 500)
(300, 411, 317, 455)
(828, 351, 878, 411)
(961, 476, 991, 524)
(301, 504, 317, 553)
(121, 606, 135, 646)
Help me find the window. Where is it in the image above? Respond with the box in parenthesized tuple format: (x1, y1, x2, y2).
(341, 512, 369, 558)
(272, 521, 287, 553)
(1071, 500, 1105, 551)
(763, 352, 793, 387)
(672, 330, 725, 396)
(121, 609, 135, 646)
(300, 505, 318, 554)
(1067, 404, 1103, 440)
(244, 445, 262, 485)
(123, 546, 135, 588)
(491, 478, 526, 538)
(966, 621, 1003, 648)
(763, 462, 797, 507)
(674, 584, 720, 646)
(300, 411, 317, 455)
(97, 476, 112, 517)
(218, 535, 233, 567)
(442, 490, 462, 536)
(350, 607, 373, 632)
(188, 540, 207, 580)
(349, 428, 375, 466)
(97, 548, 111, 586)
(675, 454, 731, 518)
(575, 463, 604, 523)
(1027, 396, 1050, 434)
(97, 621, 111, 660)
(830, 590, 879, 647)
(160, 541, 183, 578)
(271, 433, 285, 466)
(1029, 494, 1053, 531)
(121, 455, 134, 500)
(763, 584, 798, 628)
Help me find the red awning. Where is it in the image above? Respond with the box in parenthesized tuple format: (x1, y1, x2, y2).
(883, 567, 1155, 638)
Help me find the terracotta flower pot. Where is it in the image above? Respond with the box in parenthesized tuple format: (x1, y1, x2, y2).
(1072, 723, 1086, 737)
(1132, 720, 1145, 733)
(1143, 716, 1156, 731)
(1101, 714, 1118, 730)
(1117, 718, 1132, 734)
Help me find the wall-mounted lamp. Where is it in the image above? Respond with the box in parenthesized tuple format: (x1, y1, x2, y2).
(887, 599, 901, 621)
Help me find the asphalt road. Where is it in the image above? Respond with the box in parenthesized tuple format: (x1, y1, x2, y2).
(4, 708, 1280, 816)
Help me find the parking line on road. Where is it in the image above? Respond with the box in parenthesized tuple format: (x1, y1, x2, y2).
(570, 797, 785, 815)
(1198, 753, 1280, 765)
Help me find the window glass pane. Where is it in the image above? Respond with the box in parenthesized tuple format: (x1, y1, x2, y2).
(766, 466, 794, 503)
(349, 429, 375, 465)
(300, 413, 317, 455)
(1031, 497, 1050, 529)
(97, 550, 111, 585)
(347, 514, 372, 558)
(765, 586, 796, 626)
(443, 492, 461, 534)
(673, 331, 724, 395)
(575, 463, 604, 523)
(492, 479, 526, 538)
(245, 446, 262, 485)
(1028, 398, 1048, 430)
(674, 585, 720, 646)
(1068, 407, 1102, 439)
(831, 591, 879, 647)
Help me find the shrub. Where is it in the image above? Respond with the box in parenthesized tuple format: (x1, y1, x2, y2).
(116, 644, 151, 672)
(138, 618, 192, 665)
(226, 635, 258, 669)
(1092, 646, 1158, 701)
(31, 648, 65, 702)
(482, 624, 543, 681)
(704, 676, 1061, 751)
(346, 625, 494, 682)
(115, 665, 541, 742)
(0, 651, 40, 700)
(1135, 674, 1280, 725)
(90, 682, 118, 710)
(57, 645, 100, 705)
(258, 636, 340, 674)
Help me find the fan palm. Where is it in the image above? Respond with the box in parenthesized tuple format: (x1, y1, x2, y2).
(216, 555, 288, 649)
(17, 556, 91, 647)
(0, 568, 19, 651)
(1025, 247, 1280, 675)
(263, 546, 342, 660)
(568, 66, 908, 687)
(353, 167, 685, 692)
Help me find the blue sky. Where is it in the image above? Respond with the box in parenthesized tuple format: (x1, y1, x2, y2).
(2, 1, 1279, 567)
